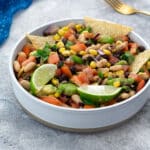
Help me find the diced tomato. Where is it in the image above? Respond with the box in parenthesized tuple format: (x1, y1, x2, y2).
(129, 43, 138, 55)
(40, 96, 64, 106)
(61, 65, 72, 78)
(64, 29, 75, 39)
(129, 73, 142, 82)
(84, 105, 95, 109)
(70, 42, 87, 52)
(68, 34, 76, 42)
(48, 52, 60, 64)
(22, 43, 35, 56)
(78, 72, 89, 84)
(136, 79, 145, 92)
(71, 75, 82, 86)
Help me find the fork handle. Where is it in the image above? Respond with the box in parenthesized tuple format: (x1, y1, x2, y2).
(136, 10, 150, 16)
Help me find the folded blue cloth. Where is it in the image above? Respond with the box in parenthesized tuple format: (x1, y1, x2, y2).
(0, 0, 32, 45)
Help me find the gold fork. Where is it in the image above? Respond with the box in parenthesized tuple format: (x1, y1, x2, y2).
(105, 0, 150, 15)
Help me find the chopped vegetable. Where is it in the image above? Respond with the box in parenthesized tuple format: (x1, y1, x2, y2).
(71, 55, 83, 64)
(48, 52, 60, 64)
(120, 52, 135, 64)
(14, 18, 149, 109)
(99, 35, 114, 44)
(57, 83, 77, 96)
(34, 43, 51, 64)
(61, 65, 72, 77)
(65, 41, 74, 49)
(70, 43, 87, 52)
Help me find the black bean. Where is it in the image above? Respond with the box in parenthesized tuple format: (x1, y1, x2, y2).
(62, 38, 67, 45)
(70, 66, 76, 74)
(113, 51, 123, 58)
(87, 56, 94, 62)
(57, 61, 64, 68)
(125, 71, 130, 78)
(58, 74, 69, 82)
(59, 55, 65, 61)
(138, 45, 145, 52)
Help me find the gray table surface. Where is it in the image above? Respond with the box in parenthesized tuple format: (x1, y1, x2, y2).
(1, 0, 150, 149)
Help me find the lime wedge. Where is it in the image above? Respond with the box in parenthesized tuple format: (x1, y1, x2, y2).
(77, 85, 122, 104)
(30, 64, 57, 94)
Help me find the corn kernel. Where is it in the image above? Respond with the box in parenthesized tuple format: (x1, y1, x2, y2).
(62, 50, 71, 56)
(53, 34, 60, 41)
(59, 47, 66, 53)
(79, 50, 86, 56)
(52, 78, 59, 86)
(103, 49, 111, 55)
(113, 81, 121, 87)
(106, 62, 111, 67)
(116, 40, 123, 45)
(62, 26, 69, 31)
(90, 61, 97, 69)
(107, 72, 113, 77)
(70, 49, 77, 55)
(57, 41, 64, 48)
(104, 72, 109, 77)
(75, 24, 83, 32)
(54, 92, 60, 98)
(116, 70, 124, 77)
(58, 29, 65, 36)
(147, 61, 150, 69)
(89, 49, 98, 56)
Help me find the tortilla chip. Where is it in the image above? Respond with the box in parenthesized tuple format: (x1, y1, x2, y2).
(26, 34, 55, 49)
(131, 50, 150, 74)
(84, 17, 133, 38)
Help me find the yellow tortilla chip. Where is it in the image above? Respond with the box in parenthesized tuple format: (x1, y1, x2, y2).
(26, 34, 55, 49)
(131, 50, 150, 74)
(84, 17, 133, 38)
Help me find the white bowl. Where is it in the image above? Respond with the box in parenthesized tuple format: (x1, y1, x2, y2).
(9, 19, 150, 132)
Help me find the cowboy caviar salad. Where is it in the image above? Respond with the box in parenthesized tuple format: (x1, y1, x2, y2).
(13, 17, 150, 109)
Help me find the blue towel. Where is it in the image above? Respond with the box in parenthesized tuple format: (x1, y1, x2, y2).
(0, 0, 32, 45)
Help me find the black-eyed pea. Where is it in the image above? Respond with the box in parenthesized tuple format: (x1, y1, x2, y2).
(71, 94, 83, 104)
(13, 61, 20, 72)
(17, 67, 24, 77)
(110, 65, 123, 71)
(129, 90, 136, 97)
(24, 62, 36, 72)
(102, 78, 108, 85)
(138, 72, 149, 80)
(93, 75, 99, 82)
(115, 41, 128, 51)
(19, 79, 30, 90)
(100, 44, 110, 50)
(96, 59, 107, 68)
(120, 92, 130, 99)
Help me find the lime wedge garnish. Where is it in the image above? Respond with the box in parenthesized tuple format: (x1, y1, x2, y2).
(30, 64, 57, 94)
(77, 85, 122, 104)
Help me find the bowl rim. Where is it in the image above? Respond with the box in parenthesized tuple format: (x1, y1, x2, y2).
(9, 18, 150, 112)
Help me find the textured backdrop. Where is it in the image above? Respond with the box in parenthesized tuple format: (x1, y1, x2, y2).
(0, 0, 150, 149)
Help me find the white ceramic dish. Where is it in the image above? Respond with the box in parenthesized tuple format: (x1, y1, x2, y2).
(9, 18, 150, 132)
